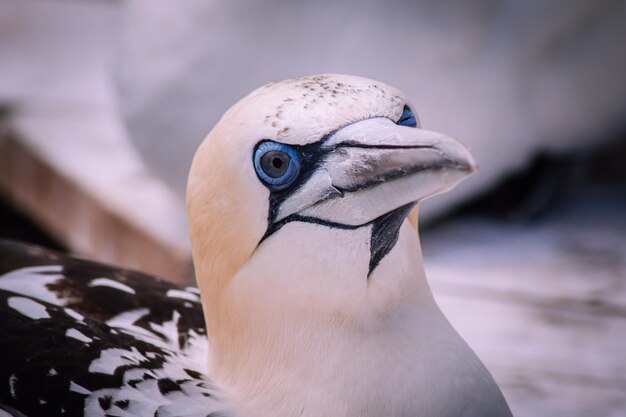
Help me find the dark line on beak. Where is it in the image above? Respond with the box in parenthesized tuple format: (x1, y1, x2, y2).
(333, 142, 434, 150)
(332, 163, 447, 194)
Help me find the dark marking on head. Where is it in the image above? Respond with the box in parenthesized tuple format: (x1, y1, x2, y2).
(253, 75, 422, 274)
(368, 203, 415, 276)
(254, 110, 422, 276)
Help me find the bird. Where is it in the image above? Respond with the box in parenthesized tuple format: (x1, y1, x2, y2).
(0, 74, 512, 417)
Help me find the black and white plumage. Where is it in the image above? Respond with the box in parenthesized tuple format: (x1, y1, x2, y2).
(0, 240, 235, 417)
(1, 74, 512, 417)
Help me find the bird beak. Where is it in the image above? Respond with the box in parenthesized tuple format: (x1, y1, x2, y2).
(276, 117, 476, 226)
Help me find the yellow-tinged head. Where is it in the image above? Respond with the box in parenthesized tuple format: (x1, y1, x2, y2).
(186, 74, 475, 372)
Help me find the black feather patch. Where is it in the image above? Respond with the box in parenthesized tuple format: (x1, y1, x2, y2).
(368, 203, 415, 276)
(0, 240, 235, 417)
(157, 378, 182, 395)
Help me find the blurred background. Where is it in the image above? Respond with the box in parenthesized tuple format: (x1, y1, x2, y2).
(1, 0, 625, 415)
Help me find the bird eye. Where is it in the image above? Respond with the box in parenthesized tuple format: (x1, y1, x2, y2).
(397, 105, 417, 128)
(254, 141, 302, 191)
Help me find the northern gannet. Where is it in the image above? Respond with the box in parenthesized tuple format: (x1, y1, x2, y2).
(0, 74, 512, 417)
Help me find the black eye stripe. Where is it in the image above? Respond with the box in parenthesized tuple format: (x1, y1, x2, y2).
(256, 108, 418, 276)
(257, 107, 416, 235)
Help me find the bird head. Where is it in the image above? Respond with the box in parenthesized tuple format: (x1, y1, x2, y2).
(187, 74, 475, 357)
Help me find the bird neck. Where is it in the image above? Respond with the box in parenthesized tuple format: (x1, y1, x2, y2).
(195, 215, 440, 415)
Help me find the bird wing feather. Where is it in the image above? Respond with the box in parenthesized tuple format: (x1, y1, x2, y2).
(0, 240, 239, 417)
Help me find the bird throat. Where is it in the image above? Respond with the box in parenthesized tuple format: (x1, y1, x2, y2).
(368, 202, 415, 276)
(260, 201, 415, 278)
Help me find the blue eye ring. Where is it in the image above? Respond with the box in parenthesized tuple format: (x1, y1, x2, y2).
(397, 105, 417, 128)
(253, 140, 302, 191)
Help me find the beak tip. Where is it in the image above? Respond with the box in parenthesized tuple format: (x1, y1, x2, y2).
(454, 160, 477, 177)
(435, 134, 476, 176)
(448, 149, 477, 176)
(467, 160, 479, 174)
(453, 143, 477, 175)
